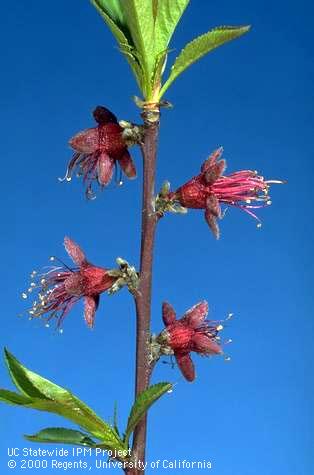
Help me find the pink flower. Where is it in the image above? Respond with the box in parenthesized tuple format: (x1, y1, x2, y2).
(60, 106, 136, 199)
(174, 147, 283, 238)
(158, 301, 223, 382)
(25, 237, 117, 328)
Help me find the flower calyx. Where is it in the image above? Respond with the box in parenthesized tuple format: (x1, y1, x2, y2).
(154, 181, 187, 218)
(107, 258, 139, 296)
(119, 120, 144, 146)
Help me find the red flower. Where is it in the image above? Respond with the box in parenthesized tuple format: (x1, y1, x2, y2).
(60, 106, 136, 199)
(174, 147, 283, 238)
(158, 301, 223, 382)
(25, 237, 117, 328)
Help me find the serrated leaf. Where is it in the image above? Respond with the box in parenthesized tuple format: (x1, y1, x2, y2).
(25, 428, 97, 447)
(154, 0, 190, 52)
(160, 25, 251, 97)
(2, 349, 125, 450)
(124, 383, 172, 445)
(121, 0, 155, 75)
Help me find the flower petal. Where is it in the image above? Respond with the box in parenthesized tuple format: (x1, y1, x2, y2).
(205, 159, 226, 185)
(204, 209, 220, 239)
(118, 150, 137, 179)
(175, 353, 195, 382)
(97, 152, 115, 186)
(206, 195, 221, 218)
(93, 106, 118, 125)
(69, 128, 99, 153)
(162, 302, 176, 326)
(201, 147, 224, 173)
(64, 237, 87, 266)
(84, 295, 99, 329)
(184, 301, 208, 329)
(192, 333, 222, 355)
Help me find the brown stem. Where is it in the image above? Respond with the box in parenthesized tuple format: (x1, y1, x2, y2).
(127, 110, 160, 475)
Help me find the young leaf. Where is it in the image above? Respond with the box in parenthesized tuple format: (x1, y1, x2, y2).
(0, 389, 32, 406)
(91, 1, 143, 91)
(160, 25, 251, 97)
(2, 349, 125, 449)
(124, 382, 172, 445)
(121, 0, 155, 75)
(154, 0, 190, 52)
(94, 0, 125, 27)
(91, 0, 130, 45)
(25, 428, 97, 447)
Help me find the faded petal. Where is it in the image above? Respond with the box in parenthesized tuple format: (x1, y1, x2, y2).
(201, 147, 224, 173)
(184, 301, 208, 329)
(69, 128, 99, 153)
(97, 152, 115, 186)
(205, 209, 220, 239)
(84, 295, 99, 328)
(64, 237, 87, 266)
(176, 353, 195, 382)
(205, 159, 226, 185)
(192, 333, 222, 355)
(118, 150, 137, 178)
(206, 195, 221, 218)
(162, 302, 176, 326)
(93, 106, 117, 125)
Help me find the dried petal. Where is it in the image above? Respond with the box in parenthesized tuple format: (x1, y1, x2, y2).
(84, 295, 99, 328)
(162, 301, 176, 325)
(93, 106, 117, 125)
(69, 128, 99, 154)
(176, 353, 195, 382)
(192, 333, 222, 354)
(204, 209, 220, 239)
(118, 150, 137, 178)
(97, 152, 115, 186)
(64, 237, 87, 266)
(184, 301, 208, 329)
(206, 195, 221, 218)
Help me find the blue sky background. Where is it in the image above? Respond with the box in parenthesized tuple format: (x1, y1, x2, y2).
(0, 0, 313, 473)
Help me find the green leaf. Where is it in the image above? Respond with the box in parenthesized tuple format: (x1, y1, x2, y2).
(2, 349, 125, 450)
(124, 383, 172, 445)
(0, 389, 32, 406)
(91, 1, 143, 91)
(94, 0, 125, 27)
(25, 428, 97, 447)
(151, 48, 168, 92)
(160, 25, 251, 97)
(154, 0, 190, 51)
(121, 0, 155, 76)
(91, 0, 130, 45)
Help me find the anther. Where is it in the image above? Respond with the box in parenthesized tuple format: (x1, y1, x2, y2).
(216, 324, 224, 331)
(224, 356, 231, 362)
(257, 223, 262, 228)
(21, 292, 28, 299)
